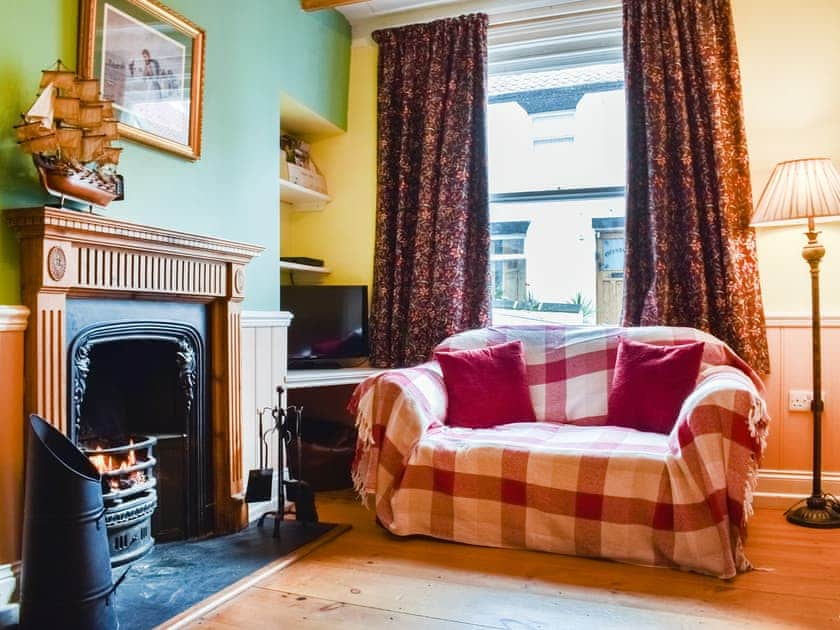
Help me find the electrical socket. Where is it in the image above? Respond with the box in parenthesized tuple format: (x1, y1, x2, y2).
(789, 390, 812, 411)
(789, 390, 827, 412)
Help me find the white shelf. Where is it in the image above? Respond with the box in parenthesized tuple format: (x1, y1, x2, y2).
(279, 260, 331, 274)
(279, 177, 331, 210)
(286, 367, 385, 389)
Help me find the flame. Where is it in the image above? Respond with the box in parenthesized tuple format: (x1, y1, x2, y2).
(89, 446, 109, 475)
(86, 439, 146, 492)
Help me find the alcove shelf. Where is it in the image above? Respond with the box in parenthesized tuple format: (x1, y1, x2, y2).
(279, 260, 331, 275)
(279, 177, 332, 211)
(279, 93, 342, 212)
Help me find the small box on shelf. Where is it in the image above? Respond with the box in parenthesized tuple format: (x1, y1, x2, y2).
(286, 163, 327, 194)
(279, 130, 329, 209)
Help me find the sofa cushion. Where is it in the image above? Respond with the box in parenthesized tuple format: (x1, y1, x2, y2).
(607, 337, 704, 434)
(435, 340, 536, 428)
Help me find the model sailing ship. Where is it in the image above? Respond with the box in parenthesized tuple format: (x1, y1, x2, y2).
(14, 61, 122, 208)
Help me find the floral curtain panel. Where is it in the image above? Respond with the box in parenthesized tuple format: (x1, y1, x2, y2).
(369, 14, 491, 368)
(622, 0, 770, 372)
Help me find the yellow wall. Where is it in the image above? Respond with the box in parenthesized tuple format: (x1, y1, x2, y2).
(280, 44, 378, 289)
(733, 0, 840, 316)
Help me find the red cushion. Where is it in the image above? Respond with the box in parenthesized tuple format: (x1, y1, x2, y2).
(435, 340, 536, 428)
(607, 337, 705, 434)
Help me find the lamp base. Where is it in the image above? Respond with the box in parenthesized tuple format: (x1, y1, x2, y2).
(785, 494, 840, 528)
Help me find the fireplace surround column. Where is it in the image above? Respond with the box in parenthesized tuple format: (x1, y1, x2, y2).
(6, 207, 264, 533)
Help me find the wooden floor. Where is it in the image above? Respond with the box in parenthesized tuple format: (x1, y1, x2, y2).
(185, 492, 840, 629)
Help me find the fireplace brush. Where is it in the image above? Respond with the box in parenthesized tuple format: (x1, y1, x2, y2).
(283, 405, 318, 524)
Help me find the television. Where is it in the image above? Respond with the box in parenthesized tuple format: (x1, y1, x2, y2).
(281, 285, 369, 369)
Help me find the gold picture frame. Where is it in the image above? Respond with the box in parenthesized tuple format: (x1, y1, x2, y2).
(79, 0, 205, 160)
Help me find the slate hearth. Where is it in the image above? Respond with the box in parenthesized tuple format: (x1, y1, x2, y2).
(113, 521, 347, 629)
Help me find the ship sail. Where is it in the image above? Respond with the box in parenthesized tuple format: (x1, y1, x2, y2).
(80, 133, 106, 162)
(24, 83, 56, 130)
(54, 96, 81, 124)
(18, 133, 59, 155)
(69, 78, 99, 101)
(56, 128, 83, 159)
(79, 103, 104, 128)
(95, 147, 123, 165)
(14, 120, 52, 142)
(40, 69, 76, 91)
(100, 120, 118, 140)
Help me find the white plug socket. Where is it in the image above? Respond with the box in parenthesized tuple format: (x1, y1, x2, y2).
(789, 390, 812, 411)
(789, 390, 827, 412)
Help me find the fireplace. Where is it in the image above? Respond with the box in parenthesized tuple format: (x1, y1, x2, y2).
(6, 206, 263, 537)
(65, 300, 212, 564)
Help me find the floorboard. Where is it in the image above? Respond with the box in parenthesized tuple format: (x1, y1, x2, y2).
(182, 491, 840, 629)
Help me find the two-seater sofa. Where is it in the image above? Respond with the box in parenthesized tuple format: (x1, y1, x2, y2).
(350, 325, 769, 578)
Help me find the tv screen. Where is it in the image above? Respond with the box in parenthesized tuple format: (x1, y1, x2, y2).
(281, 285, 369, 368)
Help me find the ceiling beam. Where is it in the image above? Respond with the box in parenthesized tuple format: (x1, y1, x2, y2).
(301, 0, 368, 11)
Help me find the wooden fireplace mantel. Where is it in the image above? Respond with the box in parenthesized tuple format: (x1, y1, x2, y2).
(6, 206, 265, 533)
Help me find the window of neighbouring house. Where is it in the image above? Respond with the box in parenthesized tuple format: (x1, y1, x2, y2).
(488, 25, 627, 326)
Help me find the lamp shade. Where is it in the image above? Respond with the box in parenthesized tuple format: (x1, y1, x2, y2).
(752, 158, 840, 226)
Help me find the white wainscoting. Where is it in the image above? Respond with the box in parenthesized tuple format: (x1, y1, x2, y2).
(239, 311, 292, 522)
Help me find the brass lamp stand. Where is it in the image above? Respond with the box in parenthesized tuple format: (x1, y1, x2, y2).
(752, 157, 840, 528)
(786, 217, 840, 527)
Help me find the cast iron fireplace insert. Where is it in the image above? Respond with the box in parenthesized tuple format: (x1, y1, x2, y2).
(67, 299, 212, 564)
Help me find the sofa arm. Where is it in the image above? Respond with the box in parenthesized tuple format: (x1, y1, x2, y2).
(670, 366, 769, 533)
(349, 362, 447, 505)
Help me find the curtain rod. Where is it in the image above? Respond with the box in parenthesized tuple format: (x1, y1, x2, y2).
(488, 3, 622, 30)
(351, 2, 621, 46)
(489, 12, 612, 31)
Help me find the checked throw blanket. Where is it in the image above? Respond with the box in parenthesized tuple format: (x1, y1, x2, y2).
(350, 326, 769, 578)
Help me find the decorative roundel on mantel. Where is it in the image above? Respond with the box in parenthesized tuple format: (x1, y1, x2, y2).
(47, 246, 67, 281)
(234, 268, 245, 294)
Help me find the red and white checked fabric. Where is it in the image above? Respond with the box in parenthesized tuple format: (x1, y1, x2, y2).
(350, 325, 769, 578)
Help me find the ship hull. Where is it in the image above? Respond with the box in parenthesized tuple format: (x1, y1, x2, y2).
(34, 155, 118, 208)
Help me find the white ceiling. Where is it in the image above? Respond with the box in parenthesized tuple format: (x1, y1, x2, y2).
(337, 1, 464, 25)
(337, 0, 621, 41)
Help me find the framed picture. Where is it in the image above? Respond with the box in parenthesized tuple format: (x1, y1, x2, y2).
(79, 0, 205, 160)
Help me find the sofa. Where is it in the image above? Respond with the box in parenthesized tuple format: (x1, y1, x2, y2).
(350, 325, 769, 579)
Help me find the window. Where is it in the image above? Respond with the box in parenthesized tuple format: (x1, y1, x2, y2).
(488, 61, 626, 326)
(491, 222, 529, 306)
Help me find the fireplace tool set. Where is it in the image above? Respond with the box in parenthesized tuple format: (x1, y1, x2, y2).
(245, 385, 318, 535)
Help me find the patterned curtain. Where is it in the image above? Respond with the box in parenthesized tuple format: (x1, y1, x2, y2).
(622, 0, 770, 373)
(369, 14, 491, 368)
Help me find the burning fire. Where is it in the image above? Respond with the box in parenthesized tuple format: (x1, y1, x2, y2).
(88, 439, 146, 490)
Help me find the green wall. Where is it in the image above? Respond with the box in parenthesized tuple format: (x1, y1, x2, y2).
(0, 0, 350, 309)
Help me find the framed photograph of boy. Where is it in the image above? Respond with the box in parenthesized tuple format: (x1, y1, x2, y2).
(79, 0, 205, 160)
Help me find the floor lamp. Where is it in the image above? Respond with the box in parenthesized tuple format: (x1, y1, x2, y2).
(752, 157, 840, 528)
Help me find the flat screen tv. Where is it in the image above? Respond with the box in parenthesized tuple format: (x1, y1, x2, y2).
(281, 285, 369, 369)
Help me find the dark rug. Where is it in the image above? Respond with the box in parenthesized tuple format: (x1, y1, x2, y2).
(113, 520, 346, 630)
